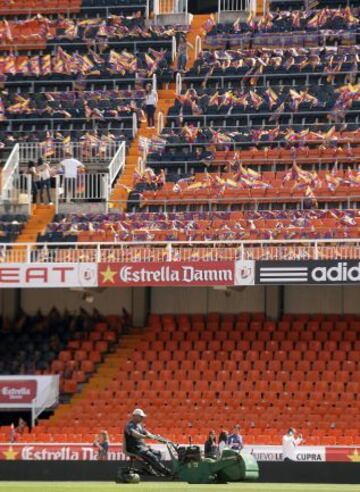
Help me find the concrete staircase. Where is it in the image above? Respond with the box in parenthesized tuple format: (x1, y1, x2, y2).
(43, 329, 142, 427)
(15, 204, 54, 244)
(184, 14, 210, 70)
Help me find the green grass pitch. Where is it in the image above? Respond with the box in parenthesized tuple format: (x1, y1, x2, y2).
(0, 483, 359, 492)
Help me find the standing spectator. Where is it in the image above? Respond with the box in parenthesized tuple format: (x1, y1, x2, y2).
(28, 161, 40, 204)
(218, 430, 228, 456)
(144, 83, 158, 129)
(38, 157, 52, 204)
(60, 153, 85, 201)
(93, 430, 110, 461)
(227, 424, 244, 451)
(282, 428, 303, 462)
(204, 430, 218, 459)
(177, 40, 193, 72)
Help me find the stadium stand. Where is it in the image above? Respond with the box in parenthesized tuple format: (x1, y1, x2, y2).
(17, 312, 360, 446)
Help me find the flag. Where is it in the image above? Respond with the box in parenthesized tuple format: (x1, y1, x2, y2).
(41, 54, 51, 76)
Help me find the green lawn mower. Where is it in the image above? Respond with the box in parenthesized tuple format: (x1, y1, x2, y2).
(168, 442, 259, 484)
(117, 436, 259, 485)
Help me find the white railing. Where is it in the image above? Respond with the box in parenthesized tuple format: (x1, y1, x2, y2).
(1, 174, 32, 215)
(55, 173, 109, 213)
(1, 144, 19, 200)
(108, 141, 126, 188)
(132, 113, 138, 139)
(176, 72, 182, 95)
(154, 0, 189, 22)
(157, 111, 164, 134)
(19, 142, 118, 165)
(172, 36, 177, 62)
(3, 239, 360, 264)
(195, 35, 202, 60)
(218, 0, 250, 21)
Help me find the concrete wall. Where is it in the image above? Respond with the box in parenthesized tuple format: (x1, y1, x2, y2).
(150, 286, 265, 314)
(6, 284, 360, 319)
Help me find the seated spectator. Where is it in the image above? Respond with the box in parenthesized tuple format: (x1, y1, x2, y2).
(218, 430, 228, 455)
(93, 430, 110, 460)
(227, 424, 244, 451)
(204, 430, 218, 459)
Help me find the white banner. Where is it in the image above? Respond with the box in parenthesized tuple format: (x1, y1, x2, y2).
(0, 263, 98, 288)
(243, 445, 326, 462)
(0, 376, 59, 409)
(0, 443, 326, 461)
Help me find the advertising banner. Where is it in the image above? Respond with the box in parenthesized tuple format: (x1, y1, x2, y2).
(256, 260, 360, 285)
(0, 263, 98, 288)
(325, 447, 360, 462)
(0, 376, 59, 409)
(98, 260, 254, 287)
(0, 444, 328, 462)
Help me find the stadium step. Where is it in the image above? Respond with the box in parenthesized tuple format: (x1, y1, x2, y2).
(15, 204, 55, 244)
(41, 329, 141, 426)
(184, 14, 210, 69)
(5, 204, 55, 261)
(110, 88, 176, 211)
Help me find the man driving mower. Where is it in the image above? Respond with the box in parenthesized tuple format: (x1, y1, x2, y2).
(124, 408, 172, 477)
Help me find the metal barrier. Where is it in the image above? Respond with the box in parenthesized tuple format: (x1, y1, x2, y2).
(182, 70, 360, 89)
(153, 0, 189, 23)
(195, 35, 202, 60)
(1, 143, 19, 200)
(3, 76, 155, 92)
(1, 173, 31, 215)
(167, 108, 360, 128)
(157, 112, 165, 135)
(108, 142, 126, 187)
(55, 173, 109, 214)
(3, 239, 360, 263)
(172, 36, 177, 63)
(218, 0, 250, 22)
(19, 142, 118, 166)
(176, 72, 182, 95)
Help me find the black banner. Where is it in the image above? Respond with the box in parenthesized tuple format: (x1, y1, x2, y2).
(256, 260, 360, 285)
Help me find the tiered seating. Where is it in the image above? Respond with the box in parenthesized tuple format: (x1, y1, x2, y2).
(28, 313, 360, 445)
(0, 310, 122, 394)
(205, 8, 360, 49)
(185, 47, 359, 88)
(0, 214, 28, 242)
(0, 7, 185, 168)
(39, 209, 360, 243)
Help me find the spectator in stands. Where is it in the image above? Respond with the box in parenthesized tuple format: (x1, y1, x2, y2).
(177, 40, 192, 72)
(204, 430, 218, 459)
(218, 430, 228, 455)
(16, 418, 27, 436)
(144, 84, 158, 129)
(227, 424, 244, 451)
(28, 161, 40, 204)
(124, 408, 171, 477)
(282, 428, 303, 462)
(38, 158, 53, 205)
(93, 430, 110, 461)
(9, 423, 16, 443)
(60, 153, 85, 201)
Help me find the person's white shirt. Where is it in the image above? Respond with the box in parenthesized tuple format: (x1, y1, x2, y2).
(38, 163, 51, 180)
(61, 158, 84, 178)
(145, 90, 158, 106)
(282, 432, 303, 461)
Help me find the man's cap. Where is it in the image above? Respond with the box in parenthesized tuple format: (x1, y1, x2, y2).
(133, 408, 146, 417)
